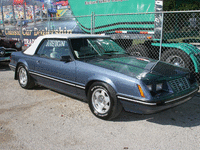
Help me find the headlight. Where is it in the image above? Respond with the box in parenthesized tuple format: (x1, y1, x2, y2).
(0, 49, 5, 56)
(146, 85, 153, 91)
(156, 83, 163, 91)
(15, 42, 22, 49)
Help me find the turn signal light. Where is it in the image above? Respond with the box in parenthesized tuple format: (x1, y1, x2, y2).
(137, 85, 145, 98)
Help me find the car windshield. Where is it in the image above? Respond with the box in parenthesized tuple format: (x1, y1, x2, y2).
(71, 38, 126, 59)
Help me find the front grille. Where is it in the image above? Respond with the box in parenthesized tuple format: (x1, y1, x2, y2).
(169, 77, 190, 93)
(0, 52, 12, 57)
(0, 47, 16, 57)
(4, 52, 13, 57)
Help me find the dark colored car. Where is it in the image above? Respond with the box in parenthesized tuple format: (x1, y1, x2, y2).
(0, 30, 22, 63)
(9, 34, 199, 120)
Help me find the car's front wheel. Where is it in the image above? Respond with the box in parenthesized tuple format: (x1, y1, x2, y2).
(88, 82, 122, 120)
(17, 65, 35, 89)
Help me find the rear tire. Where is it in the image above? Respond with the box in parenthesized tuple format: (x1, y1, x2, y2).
(161, 49, 194, 72)
(88, 82, 122, 120)
(17, 65, 35, 89)
(161, 49, 200, 83)
(126, 44, 149, 57)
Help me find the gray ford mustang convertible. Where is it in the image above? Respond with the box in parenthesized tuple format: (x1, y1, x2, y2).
(9, 34, 199, 120)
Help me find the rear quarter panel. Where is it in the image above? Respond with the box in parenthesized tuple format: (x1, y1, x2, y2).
(10, 52, 36, 78)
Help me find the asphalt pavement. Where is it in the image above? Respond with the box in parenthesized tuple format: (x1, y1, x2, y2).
(0, 64, 200, 150)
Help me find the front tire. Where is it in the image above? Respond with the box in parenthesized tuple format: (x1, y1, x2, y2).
(88, 82, 122, 120)
(17, 65, 35, 89)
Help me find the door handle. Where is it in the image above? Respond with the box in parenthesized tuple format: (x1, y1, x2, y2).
(36, 60, 40, 64)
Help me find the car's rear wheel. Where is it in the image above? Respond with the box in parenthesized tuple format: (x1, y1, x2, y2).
(88, 82, 122, 120)
(17, 65, 35, 89)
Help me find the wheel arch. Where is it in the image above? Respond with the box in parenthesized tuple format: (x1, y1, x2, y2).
(85, 78, 117, 98)
(15, 60, 29, 80)
(152, 43, 200, 72)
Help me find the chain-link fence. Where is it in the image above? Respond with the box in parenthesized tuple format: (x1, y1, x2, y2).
(91, 10, 200, 81)
(1, 10, 200, 80)
(162, 11, 200, 80)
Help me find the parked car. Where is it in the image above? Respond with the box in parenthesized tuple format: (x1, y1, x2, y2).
(9, 34, 199, 120)
(0, 30, 22, 63)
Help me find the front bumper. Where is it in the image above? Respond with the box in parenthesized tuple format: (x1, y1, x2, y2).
(0, 56, 10, 62)
(118, 88, 199, 114)
(9, 64, 16, 71)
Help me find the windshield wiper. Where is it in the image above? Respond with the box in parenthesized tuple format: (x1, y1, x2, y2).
(103, 51, 124, 56)
(79, 53, 97, 58)
(104, 51, 119, 54)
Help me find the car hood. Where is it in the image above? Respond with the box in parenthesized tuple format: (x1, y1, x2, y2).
(86, 56, 189, 81)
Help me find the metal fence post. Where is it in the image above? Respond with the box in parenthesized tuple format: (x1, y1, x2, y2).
(12, 4, 16, 25)
(23, 1, 26, 20)
(159, 12, 164, 61)
(1, 1, 4, 29)
(20, 18, 23, 47)
(91, 12, 93, 34)
(33, 3, 36, 24)
(93, 12, 95, 34)
(40, 5, 43, 22)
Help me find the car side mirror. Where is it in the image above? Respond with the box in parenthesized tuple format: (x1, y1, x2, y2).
(60, 56, 72, 62)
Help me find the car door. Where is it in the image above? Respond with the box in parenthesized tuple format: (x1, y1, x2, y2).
(30, 38, 77, 95)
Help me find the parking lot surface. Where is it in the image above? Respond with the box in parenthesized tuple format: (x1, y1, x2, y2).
(0, 64, 200, 150)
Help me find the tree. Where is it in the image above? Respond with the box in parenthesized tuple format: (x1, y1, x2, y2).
(164, 0, 200, 11)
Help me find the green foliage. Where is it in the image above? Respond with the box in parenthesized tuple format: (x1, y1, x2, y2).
(163, 0, 176, 11)
(164, 0, 200, 11)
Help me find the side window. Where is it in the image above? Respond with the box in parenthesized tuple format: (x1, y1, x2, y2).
(36, 39, 70, 60)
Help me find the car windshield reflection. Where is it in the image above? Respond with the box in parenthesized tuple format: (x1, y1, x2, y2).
(71, 38, 126, 59)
